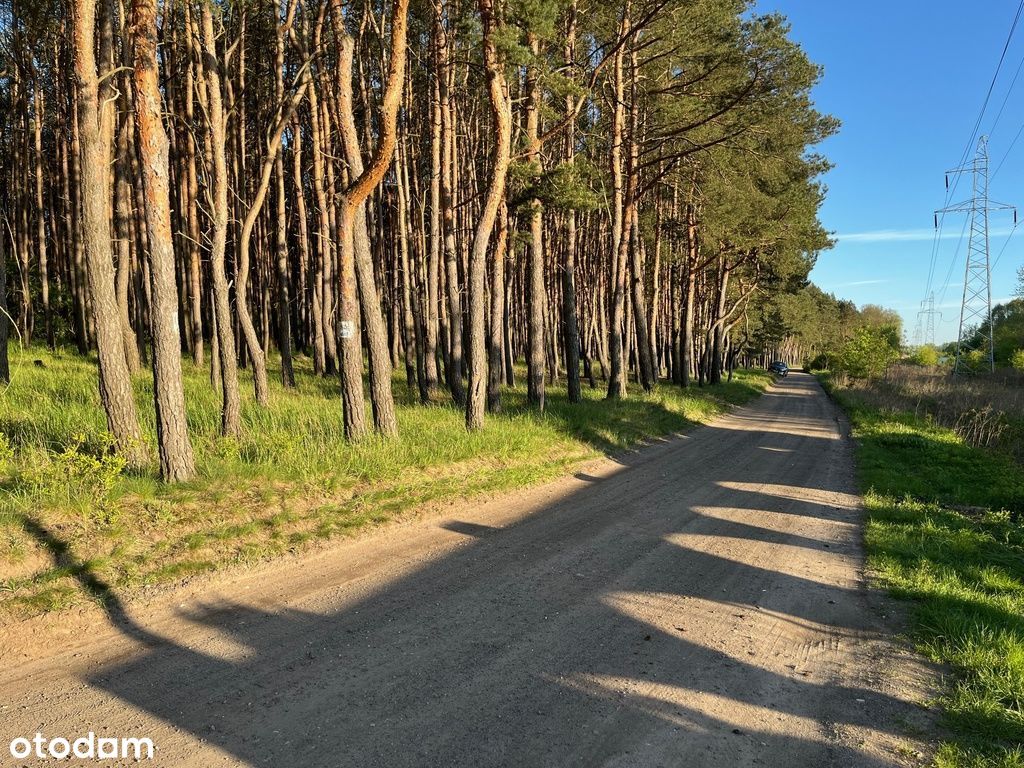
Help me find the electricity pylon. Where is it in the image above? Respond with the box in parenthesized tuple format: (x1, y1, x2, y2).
(924, 292, 937, 347)
(914, 292, 938, 347)
(935, 136, 1015, 374)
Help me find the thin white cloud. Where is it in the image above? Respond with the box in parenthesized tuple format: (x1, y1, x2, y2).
(835, 226, 1016, 243)
(835, 229, 938, 243)
(833, 278, 889, 287)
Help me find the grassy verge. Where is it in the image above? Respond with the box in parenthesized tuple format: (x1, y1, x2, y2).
(0, 346, 770, 620)
(820, 373, 1024, 768)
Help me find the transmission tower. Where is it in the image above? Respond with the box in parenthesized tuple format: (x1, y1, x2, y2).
(913, 293, 938, 347)
(935, 136, 1016, 373)
(923, 292, 937, 347)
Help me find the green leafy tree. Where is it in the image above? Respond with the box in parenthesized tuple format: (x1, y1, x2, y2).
(833, 325, 901, 379)
(910, 344, 940, 367)
(962, 298, 1024, 365)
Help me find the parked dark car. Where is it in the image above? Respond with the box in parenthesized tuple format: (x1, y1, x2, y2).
(769, 361, 789, 376)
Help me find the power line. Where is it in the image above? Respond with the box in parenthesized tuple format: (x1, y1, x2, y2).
(987, 37, 1024, 139)
(926, 0, 1024, 301)
(962, 0, 1024, 162)
(992, 120, 1024, 180)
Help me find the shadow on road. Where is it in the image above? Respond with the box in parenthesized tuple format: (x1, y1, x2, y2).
(24, 375, 928, 767)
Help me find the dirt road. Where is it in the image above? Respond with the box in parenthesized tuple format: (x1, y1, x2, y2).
(0, 374, 935, 767)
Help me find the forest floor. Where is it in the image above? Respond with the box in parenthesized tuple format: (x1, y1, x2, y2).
(0, 346, 769, 619)
(822, 373, 1024, 768)
(0, 373, 936, 767)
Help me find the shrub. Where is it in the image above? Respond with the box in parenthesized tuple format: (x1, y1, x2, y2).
(33, 433, 128, 520)
(807, 353, 830, 371)
(833, 325, 901, 380)
(910, 344, 940, 367)
(1012, 349, 1024, 371)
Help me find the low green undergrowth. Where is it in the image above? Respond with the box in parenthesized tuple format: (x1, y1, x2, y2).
(822, 374, 1024, 767)
(0, 346, 770, 620)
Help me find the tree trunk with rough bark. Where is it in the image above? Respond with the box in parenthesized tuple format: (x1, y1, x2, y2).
(524, 33, 546, 411)
(466, 0, 512, 430)
(329, 0, 408, 439)
(333, 28, 397, 437)
(73, 0, 147, 467)
(606, 10, 629, 400)
(198, 1, 241, 438)
(561, 3, 581, 403)
(133, 0, 196, 482)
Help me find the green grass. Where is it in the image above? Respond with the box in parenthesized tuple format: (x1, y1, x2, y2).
(821, 374, 1024, 767)
(0, 345, 770, 620)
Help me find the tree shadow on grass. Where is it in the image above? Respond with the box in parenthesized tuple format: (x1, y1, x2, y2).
(17, 515, 163, 649)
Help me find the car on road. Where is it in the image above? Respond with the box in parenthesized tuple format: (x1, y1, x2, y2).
(769, 361, 789, 376)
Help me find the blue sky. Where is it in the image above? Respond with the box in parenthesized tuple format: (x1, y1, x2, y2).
(755, 1, 1024, 343)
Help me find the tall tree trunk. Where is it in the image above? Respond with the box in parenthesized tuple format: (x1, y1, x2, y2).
(133, 0, 196, 482)
(234, 2, 308, 407)
(68, 82, 90, 353)
(680, 200, 698, 388)
(199, 1, 241, 438)
(630, 211, 654, 390)
(561, 2, 581, 404)
(503, 252, 515, 386)
(113, 117, 141, 373)
(273, 14, 295, 388)
(291, 111, 311, 355)
(647, 197, 662, 377)
(625, 53, 653, 392)
(13, 60, 32, 346)
(436, 14, 464, 406)
(73, 0, 147, 467)
(33, 85, 53, 350)
(426, 25, 443, 396)
(524, 33, 546, 411)
(606, 8, 629, 400)
(709, 254, 730, 385)
(466, 0, 512, 430)
(306, 53, 331, 376)
(332, 27, 397, 437)
(396, 145, 419, 393)
(329, 0, 409, 439)
(182, 1, 203, 368)
(0, 218, 10, 383)
(487, 202, 508, 411)
(670, 260, 682, 385)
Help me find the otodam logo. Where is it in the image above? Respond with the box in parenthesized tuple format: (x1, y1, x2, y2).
(9, 732, 155, 761)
